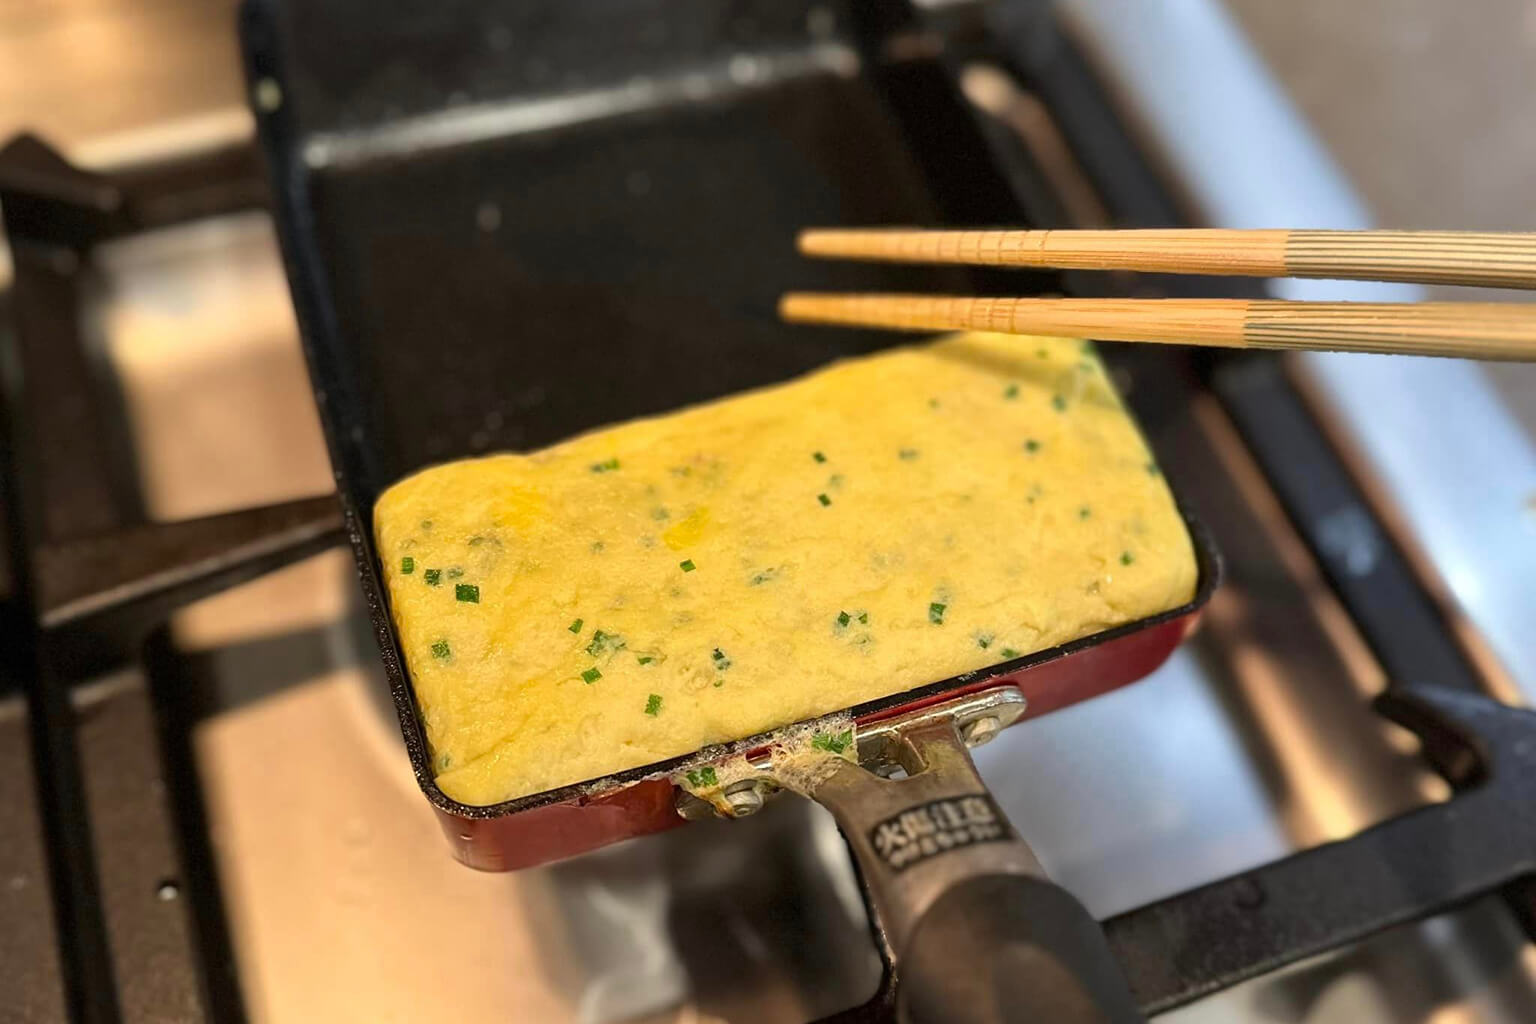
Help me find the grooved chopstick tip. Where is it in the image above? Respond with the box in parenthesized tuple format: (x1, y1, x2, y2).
(796, 229, 833, 256)
(779, 292, 814, 321)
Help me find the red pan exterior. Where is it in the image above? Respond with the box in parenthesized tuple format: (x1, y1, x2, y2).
(436, 602, 1204, 871)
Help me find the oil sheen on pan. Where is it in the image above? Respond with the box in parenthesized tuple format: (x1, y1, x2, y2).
(373, 332, 1197, 805)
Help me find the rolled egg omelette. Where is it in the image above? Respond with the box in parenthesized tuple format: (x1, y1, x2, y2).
(374, 332, 1197, 806)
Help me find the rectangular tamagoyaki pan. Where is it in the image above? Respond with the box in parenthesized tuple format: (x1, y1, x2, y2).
(238, 0, 1221, 870)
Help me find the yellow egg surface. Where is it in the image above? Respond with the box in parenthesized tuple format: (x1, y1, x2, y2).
(374, 332, 1196, 805)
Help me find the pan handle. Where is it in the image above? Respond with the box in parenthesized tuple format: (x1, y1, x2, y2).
(805, 715, 1141, 1023)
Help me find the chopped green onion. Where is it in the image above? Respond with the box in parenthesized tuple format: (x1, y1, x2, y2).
(568, 618, 584, 634)
(749, 568, 778, 585)
(898, 448, 919, 461)
(1001, 647, 1020, 658)
(401, 556, 415, 574)
(582, 667, 603, 684)
(591, 541, 606, 553)
(837, 611, 851, 628)
(818, 493, 832, 507)
(455, 583, 479, 603)
(637, 655, 655, 665)
(1052, 394, 1067, 412)
(424, 568, 442, 586)
(1120, 551, 1135, 566)
(651, 507, 670, 521)
(1145, 462, 1161, 477)
(590, 458, 620, 473)
(685, 766, 719, 788)
(645, 693, 663, 716)
(813, 451, 827, 463)
(586, 630, 626, 656)
(1079, 507, 1092, 520)
(679, 559, 696, 572)
(929, 602, 947, 625)
(420, 519, 434, 530)
(1024, 439, 1040, 453)
(858, 612, 868, 624)
(446, 567, 464, 579)
(1003, 383, 1020, 400)
(431, 639, 451, 659)
(812, 729, 853, 755)
(977, 634, 993, 649)
(928, 398, 940, 409)
(712, 648, 732, 670)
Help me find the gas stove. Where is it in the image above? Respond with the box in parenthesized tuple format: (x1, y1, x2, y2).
(4, 2, 1536, 1022)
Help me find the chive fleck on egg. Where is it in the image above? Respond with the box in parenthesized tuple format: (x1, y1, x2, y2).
(374, 332, 1196, 806)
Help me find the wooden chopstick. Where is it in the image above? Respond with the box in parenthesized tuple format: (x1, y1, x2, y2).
(777, 294, 1536, 361)
(797, 228, 1536, 290)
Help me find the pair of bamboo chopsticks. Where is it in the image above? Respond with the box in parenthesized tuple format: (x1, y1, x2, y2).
(778, 229, 1536, 361)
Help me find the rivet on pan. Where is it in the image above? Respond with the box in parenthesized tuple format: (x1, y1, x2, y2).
(674, 790, 718, 822)
(724, 779, 765, 817)
(254, 78, 283, 113)
(475, 201, 502, 232)
(961, 715, 1002, 747)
